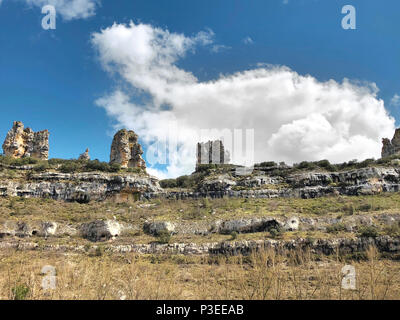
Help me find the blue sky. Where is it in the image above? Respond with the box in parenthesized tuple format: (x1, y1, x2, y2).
(1, 0, 400, 177)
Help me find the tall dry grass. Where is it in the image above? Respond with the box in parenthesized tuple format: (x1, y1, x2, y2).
(0, 246, 399, 300)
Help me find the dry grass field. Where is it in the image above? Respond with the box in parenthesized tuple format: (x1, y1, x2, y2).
(1, 246, 400, 300)
(1, 193, 400, 300)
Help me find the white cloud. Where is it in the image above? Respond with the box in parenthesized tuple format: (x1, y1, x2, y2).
(92, 21, 395, 178)
(243, 36, 254, 45)
(390, 94, 400, 107)
(9, 0, 100, 20)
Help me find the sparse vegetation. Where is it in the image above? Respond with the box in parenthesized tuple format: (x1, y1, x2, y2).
(11, 283, 30, 300)
(326, 223, 347, 234)
(230, 231, 238, 240)
(0, 156, 144, 174)
(156, 230, 172, 244)
(358, 226, 379, 238)
(0, 246, 399, 299)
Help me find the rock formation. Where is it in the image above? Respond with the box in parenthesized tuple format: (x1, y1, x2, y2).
(2, 121, 49, 160)
(0, 172, 162, 201)
(110, 129, 146, 169)
(197, 140, 230, 165)
(78, 148, 90, 161)
(382, 128, 400, 158)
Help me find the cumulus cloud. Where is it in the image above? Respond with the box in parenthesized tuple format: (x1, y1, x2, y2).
(390, 94, 400, 107)
(8, 0, 100, 20)
(92, 21, 395, 178)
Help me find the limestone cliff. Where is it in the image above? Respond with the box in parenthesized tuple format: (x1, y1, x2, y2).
(110, 129, 146, 169)
(2, 121, 49, 160)
(0, 172, 161, 202)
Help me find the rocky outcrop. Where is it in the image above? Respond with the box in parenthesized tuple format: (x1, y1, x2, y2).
(197, 140, 230, 165)
(150, 167, 400, 200)
(382, 128, 400, 158)
(0, 221, 59, 238)
(1, 236, 400, 257)
(143, 221, 176, 235)
(110, 129, 146, 169)
(215, 218, 282, 234)
(2, 121, 49, 160)
(78, 148, 90, 161)
(80, 220, 122, 242)
(0, 172, 161, 202)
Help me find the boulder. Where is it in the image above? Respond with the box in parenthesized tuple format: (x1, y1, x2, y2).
(80, 220, 122, 242)
(283, 217, 299, 231)
(217, 218, 282, 234)
(143, 221, 175, 235)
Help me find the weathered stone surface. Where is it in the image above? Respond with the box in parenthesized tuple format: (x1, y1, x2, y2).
(197, 176, 236, 193)
(80, 220, 122, 242)
(216, 218, 282, 234)
(2, 236, 400, 256)
(2, 121, 49, 160)
(110, 129, 146, 169)
(283, 217, 300, 231)
(146, 166, 400, 200)
(0, 172, 162, 202)
(0, 221, 59, 238)
(382, 128, 400, 158)
(197, 140, 230, 165)
(143, 221, 175, 235)
(78, 148, 90, 161)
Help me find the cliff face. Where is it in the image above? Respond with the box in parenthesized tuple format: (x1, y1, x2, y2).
(0, 172, 161, 202)
(154, 167, 400, 200)
(2, 121, 49, 160)
(2, 165, 400, 202)
(110, 129, 146, 169)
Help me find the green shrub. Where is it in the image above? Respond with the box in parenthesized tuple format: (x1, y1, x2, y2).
(85, 160, 110, 172)
(269, 227, 283, 238)
(294, 161, 318, 170)
(258, 161, 277, 167)
(356, 158, 375, 169)
(230, 231, 238, 240)
(109, 163, 121, 173)
(358, 203, 372, 212)
(60, 161, 81, 173)
(33, 161, 50, 172)
(160, 179, 177, 188)
(0, 156, 39, 166)
(358, 226, 379, 238)
(125, 167, 142, 174)
(384, 223, 400, 237)
(315, 160, 337, 172)
(326, 223, 347, 233)
(11, 283, 30, 300)
(156, 230, 172, 244)
(342, 204, 354, 216)
(92, 246, 104, 257)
